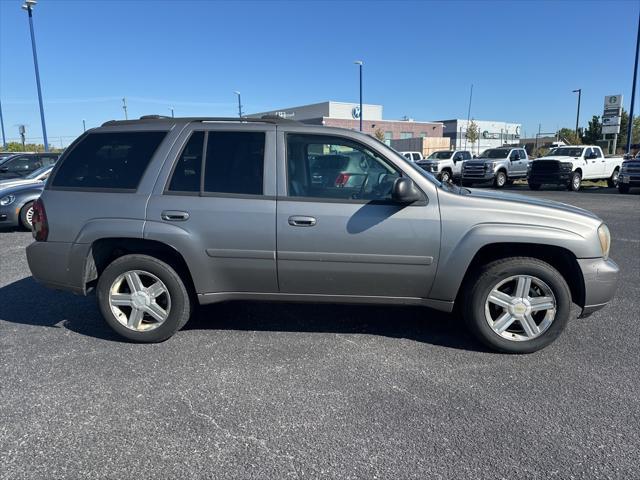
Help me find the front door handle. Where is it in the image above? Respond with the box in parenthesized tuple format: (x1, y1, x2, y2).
(288, 215, 317, 227)
(161, 210, 190, 221)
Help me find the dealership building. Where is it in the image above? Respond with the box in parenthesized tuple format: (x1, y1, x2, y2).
(439, 119, 522, 155)
(250, 101, 444, 142)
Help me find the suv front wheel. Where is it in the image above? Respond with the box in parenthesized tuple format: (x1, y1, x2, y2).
(463, 257, 570, 353)
(97, 254, 193, 342)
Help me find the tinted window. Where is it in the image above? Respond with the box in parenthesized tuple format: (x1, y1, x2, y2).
(287, 134, 399, 201)
(592, 148, 602, 158)
(168, 132, 204, 192)
(203, 132, 265, 195)
(52, 131, 167, 189)
(479, 149, 510, 159)
(463, 152, 472, 160)
(3, 156, 41, 173)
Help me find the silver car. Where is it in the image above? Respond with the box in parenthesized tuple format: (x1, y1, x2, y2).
(26, 116, 618, 353)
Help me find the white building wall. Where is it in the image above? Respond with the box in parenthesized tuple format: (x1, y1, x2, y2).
(443, 119, 522, 155)
(328, 102, 383, 121)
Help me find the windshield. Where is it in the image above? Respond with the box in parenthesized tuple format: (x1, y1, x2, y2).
(428, 151, 454, 160)
(549, 147, 584, 157)
(478, 149, 510, 159)
(25, 165, 52, 179)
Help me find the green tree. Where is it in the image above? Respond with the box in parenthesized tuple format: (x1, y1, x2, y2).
(557, 128, 580, 145)
(582, 115, 602, 144)
(466, 119, 480, 148)
(2, 142, 63, 153)
(373, 128, 385, 142)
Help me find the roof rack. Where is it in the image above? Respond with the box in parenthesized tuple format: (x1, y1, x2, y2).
(101, 115, 300, 127)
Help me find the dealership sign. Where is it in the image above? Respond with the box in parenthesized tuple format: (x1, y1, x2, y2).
(602, 94, 623, 135)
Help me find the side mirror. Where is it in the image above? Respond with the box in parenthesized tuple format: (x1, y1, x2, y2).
(392, 177, 422, 204)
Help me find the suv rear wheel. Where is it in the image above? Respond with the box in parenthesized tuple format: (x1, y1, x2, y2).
(97, 254, 192, 342)
(493, 171, 507, 188)
(463, 257, 570, 353)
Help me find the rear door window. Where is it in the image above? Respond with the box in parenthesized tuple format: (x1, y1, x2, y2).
(167, 132, 204, 193)
(203, 131, 265, 195)
(51, 131, 167, 190)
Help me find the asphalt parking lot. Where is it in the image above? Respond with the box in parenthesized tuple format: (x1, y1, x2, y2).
(1, 185, 638, 480)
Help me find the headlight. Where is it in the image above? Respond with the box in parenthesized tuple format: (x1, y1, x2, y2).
(620, 163, 628, 173)
(560, 162, 573, 169)
(597, 223, 611, 260)
(485, 162, 495, 170)
(0, 194, 15, 206)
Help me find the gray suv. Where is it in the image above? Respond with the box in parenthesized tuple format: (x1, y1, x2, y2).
(26, 116, 618, 353)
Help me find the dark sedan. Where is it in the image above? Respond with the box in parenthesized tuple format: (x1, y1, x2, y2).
(0, 181, 44, 230)
(0, 152, 59, 180)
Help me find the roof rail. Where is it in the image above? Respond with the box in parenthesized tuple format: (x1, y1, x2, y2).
(101, 115, 301, 127)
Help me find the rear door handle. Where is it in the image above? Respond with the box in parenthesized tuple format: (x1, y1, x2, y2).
(161, 210, 190, 221)
(288, 215, 317, 227)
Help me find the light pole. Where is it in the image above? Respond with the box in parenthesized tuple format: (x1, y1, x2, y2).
(234, 91, 242, 118)
(0, 99, 6, 148)
(572, 89, 581, 140)
(354, 61, 363, 131)
(122, 97, 128, 120)
(170, 107, 174, 118)
(82, 119, 86, 132)
(21, 0, 48, 152)
(626, 10, 639, 153)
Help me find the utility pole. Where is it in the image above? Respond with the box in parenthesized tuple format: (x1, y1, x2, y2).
(22, 0, 49, 152)
(122, 97, 128, 120)
(626, 9, 640, 153)
(170, 107, 175, 118)
(82, 119, 86, 132)
(573, 89, 581, 141)
(0, 99, 6, 148)
(354, 61, 363, 131)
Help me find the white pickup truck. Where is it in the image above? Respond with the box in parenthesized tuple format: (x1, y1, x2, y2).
(415, 149, 472, 183)
(528, 145, 624, 191)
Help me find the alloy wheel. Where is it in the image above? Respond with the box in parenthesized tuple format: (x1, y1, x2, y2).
(108, 270, 171, 332)
(484, 274, 557, 341)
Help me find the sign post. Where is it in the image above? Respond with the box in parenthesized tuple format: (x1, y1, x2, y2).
(602, 95, 623, 154)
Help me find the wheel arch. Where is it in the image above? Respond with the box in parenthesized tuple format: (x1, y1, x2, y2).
(452, 243, 585, 310)
(83, 237, 196, 296)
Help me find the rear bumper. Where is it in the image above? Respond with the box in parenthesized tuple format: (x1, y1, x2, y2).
(577, 257, 619, 317)
(26, 241, 90, 295)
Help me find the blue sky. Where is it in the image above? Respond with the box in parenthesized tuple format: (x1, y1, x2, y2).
(0, 0, 638, 145)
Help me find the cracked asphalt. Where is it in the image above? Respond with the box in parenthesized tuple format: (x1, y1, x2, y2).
(1, 186, 639, 479)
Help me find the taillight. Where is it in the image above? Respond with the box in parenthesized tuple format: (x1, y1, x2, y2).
(32, 198, 48, 241)
(334, 173, 351, 187)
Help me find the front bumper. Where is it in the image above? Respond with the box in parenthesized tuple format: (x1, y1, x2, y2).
(528, 172, 572, 184)
(577, 257, 619, 317)
(618, 173, 640, 186)
(0, 205, 20, 227)
(461, 171, 495, 181)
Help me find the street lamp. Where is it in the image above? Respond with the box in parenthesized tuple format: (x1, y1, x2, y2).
(572, 89, 581, 140)
(354, 61, 363, 131)
(234, 91, 242, 118)
(170, 107, 174, 118)
(21, 0, 49, 152)
(0, 99, 6, 148)
(82, 119, 86, 132)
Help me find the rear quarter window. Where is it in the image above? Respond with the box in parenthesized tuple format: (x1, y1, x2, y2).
(51, 131, 167, 190)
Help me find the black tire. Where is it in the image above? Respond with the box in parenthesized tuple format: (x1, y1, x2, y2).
(528, 182, 541, 191)
(463, 257, 571, 354)
(440, 170, 452, 183)
(568, 171, 581, 191)
(19, 201, 34, 230)
(462, 180, 473, 187)
(618, 183, 630, 194)
(607, 169, 619, 188)
(493, 171, 507, 189)
(97, 254, 193, 342)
